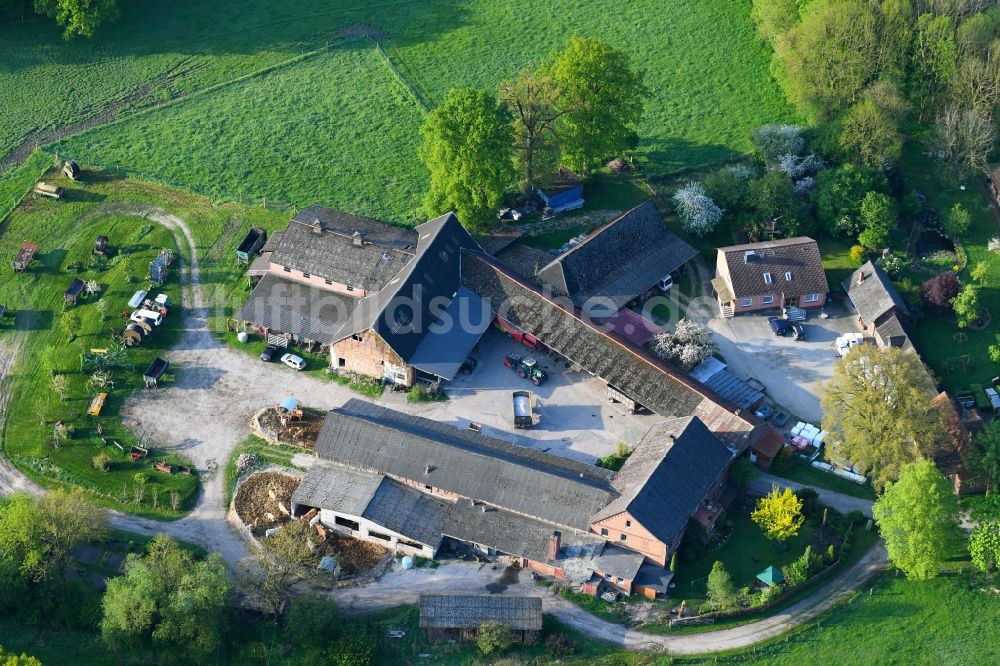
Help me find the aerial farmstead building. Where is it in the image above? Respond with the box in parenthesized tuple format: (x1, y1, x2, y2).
(291, 400, 737, 598)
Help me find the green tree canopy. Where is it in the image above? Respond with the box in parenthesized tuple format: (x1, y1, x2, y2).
(752, 484, 805, 541)
(418, 87, 514, 231)
(33, 0, 119, 39)
(498, 69, 563, 198)
(873, 460, 961, 579)
(550, 36, 647, 173)
(952, 283, 981, 328)
(814, 163, 889, 238)
(101, 535, 232, 662)
(821, 345, 944, 491)
(706, 560, 737, 610)
(858, 191, 899, 250)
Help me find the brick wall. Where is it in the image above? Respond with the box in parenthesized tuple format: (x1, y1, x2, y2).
(331, 329, 413, 384)
(589, 512, 669, 566)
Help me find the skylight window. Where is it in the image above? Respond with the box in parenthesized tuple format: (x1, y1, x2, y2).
(785, 271, 793, 281)
(763, 272, 772, 285)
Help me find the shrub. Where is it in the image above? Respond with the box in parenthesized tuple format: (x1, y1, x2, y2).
(706, 561, 737, 610)
(922, 272, 961, 309)
(849, 244, 867, 265)
(92, 453, 111, 473)
(876, 252, 906, 278)
(945, 203, 971, 237)
(971, 261, 989, 283)
(989, 344, 1000, 364)
(477, 621, 512, 656)
(284, 593, 341, 648)
(544, 633, 577, 657)
(679, 520, 710, 563)
(795, 487, 822, 521)
(953, 284, 981, 328)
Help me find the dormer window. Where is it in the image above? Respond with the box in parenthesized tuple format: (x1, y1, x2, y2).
(763, 272, 772, 285)
(785, 271, 793, 281)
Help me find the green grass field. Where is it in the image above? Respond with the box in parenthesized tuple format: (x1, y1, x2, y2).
(3, 0, 795, 224)
(769, 457, 877, 501)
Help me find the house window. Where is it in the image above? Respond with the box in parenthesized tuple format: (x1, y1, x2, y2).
(282, 266, 291, 273)
(740, 297, 753, 307)
(785, 271, 793, 281)
(368, 531, 392, 542)
(619, 534, 627, 542)
(762, 295, 775, 304)
(338, 358, 346, 368)
(302, 272, 310, 278)
(600, 528, 608, 537)
(616, 577, 624, 584)
(625, 520, 632, 528)
(346, 285, 355, 291)
(605, 573, 612, 580)
(352, 334, 363, 342)
(804, 293, 820, 303)
(334, 516, 360, 531)
(763, 272, 772, 285)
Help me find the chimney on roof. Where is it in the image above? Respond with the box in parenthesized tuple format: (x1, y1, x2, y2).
(312, 218, 323, 234)
(352, 231, 363, 247)
(666, 434, 676, 456)
(547, 531, 561, 561)
(858, 270, 866, 285)
(424, 465, 432, 475)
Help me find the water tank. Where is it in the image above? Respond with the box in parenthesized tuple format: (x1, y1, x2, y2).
(401, 556, 415, 570)
(237, 331, 249, 343)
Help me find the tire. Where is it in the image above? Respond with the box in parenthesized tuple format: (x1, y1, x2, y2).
(531, 376, 541, 386)
(517, 368, 527, 378)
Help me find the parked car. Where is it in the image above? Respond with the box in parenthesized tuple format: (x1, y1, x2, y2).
(260, 345, 278, 362)
(281, 353, 306, 370)
(791, 323, 806, 341)
(130, 309, 163, 327)
(755, 405, 774, 420)
(768, 317, 790, 336)
(658, 274, 673, 293)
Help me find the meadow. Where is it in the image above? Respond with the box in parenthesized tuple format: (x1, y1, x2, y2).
(2, 0, 795, 224)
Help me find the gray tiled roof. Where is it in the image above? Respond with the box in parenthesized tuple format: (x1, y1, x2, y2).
(270, 206, 416, 291)
(314, 399, 616, 531)
(419, 594, 543, 631)
(237, 272, 358, 343)
(493, 242, 554, 279)
(592, 417, 734, 545)
(361, 478, 449, 547)
(339, 212, 485, 363)
(536, 201, 697, 309)
(717, 237, 828, 300)
(589, 543, 646, 581)
(844, 261, 909, 326)
(461, 251, 756, 444)
(291, 463, 383, 517)
(875, 313, 915, 352)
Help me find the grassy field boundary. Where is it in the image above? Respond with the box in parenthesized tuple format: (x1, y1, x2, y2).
(0, 150, 54, 225)
(372, 38, 431, 113)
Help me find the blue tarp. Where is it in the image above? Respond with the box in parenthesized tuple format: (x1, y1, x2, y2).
(280, 396, 299, 412)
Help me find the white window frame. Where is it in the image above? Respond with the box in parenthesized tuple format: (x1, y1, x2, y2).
(785, 271, 793, 281)
(804, 292, 820, 303)
(762, 295, 775, 305)
(740, 297, 753, 307)
(616, 577, 624, 584)
(763, 272, 772, 285)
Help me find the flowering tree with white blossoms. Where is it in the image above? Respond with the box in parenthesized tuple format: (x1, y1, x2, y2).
(673, 182, 723, 237)
(648, 318, 719, 371)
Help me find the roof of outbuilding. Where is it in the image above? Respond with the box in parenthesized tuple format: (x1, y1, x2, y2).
(237, 272, 357, 343)
(875, 313, 915, 352)
(716, 237, 828, 300)
(460, 251, 756, 445)
(269, 206, 416, 291)
(419, 594, 543, 631)
(339, 212, 485, 363)
(291, 463, 384, 517)
(493, 241, 554, 279)
(536, 201, 698, 309)
(844, 260, 909, 325)
(592, 417, 734, 545)
(588, 543, 646, 582)
(65, 278, 85, 297)
(690, 358, 765, 410)
(313, 399, 617, 531)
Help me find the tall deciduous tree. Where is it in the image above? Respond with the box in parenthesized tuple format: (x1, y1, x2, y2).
(498, 70, 563, 198)
(858, 191, 898, 251)
(974, 419, 1000, 494)
(873, 460, 961, 579)
(101, 535, 231, 662)
(952, 283, 982, 328)
(820, 345, 944, 491)
(238, 519, 318, 618)
(706, 560, 737, 610)
(840, 82, 909, 168)
(911, 13, 959, 119)
(550, 36, 647, 173)
(418, 88, 514, 230)
(33, 0, 119, 39)
(935, 105, 995, 175)
(752, 485, 805, 541)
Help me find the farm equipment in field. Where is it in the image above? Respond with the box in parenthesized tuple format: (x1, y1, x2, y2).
(87, 393, 107, 416)
(33, 181, 62, 199)
(236, 227, 267, 264)
(129, 445, 149, 461)
(63, 160, 81, 181)
(11, 243, 38, 273)
(512, 390, 535, 429)
(503, 353, 547, 386)
(143, 357, 169, 388)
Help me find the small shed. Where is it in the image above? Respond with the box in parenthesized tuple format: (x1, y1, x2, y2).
(12, 243, 38, 273)
(756, 566, 784, 587)
(143, 357, 169, 388)
(94, 235, 110, 256)
(419, 594, 542, 643)
(535, 182, 584, 214)
(63, 160, 81, 181)
(64, 278, 85, 305)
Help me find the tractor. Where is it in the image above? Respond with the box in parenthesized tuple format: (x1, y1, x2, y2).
(503, 353, 547, 386)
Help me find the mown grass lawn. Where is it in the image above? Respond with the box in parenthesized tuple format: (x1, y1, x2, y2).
(5, 0, 794, 224)
(768, 457, 877, 501)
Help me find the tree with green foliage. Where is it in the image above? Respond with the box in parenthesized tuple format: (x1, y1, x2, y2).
(418, 88, 514, 230)
(974, 418, 1000, 495)
(706, 560, 737, 610)
(910, 13, 959, 120)
(498, 69, 564, 198)
(945, 202, 972, 237)
(814, 163, 888, 237)
(728, 457, 759, 492)
(873, 460, 961, 580)
(477, 620, 513, 656)
(745, 170, 811, 238)
(751, 0, 805, 43)
(839, 82, 908, 168)
(60, 310, 80, 341)
(969, 521, 1000, 572)
(752, 485, 805, 541)
(858, 191, 898, 251)
(50, 373, 69, 402)
(550, 36, 647, 173)
(782, 545, 817, 586)
(821, 345, 944, 490)
(101, 535, 231, 662)
(952, 283, 981, 328)
(33, 0, 119, 39)
(239, 519, 319, 618)
(0, 490, 107, 585)
(0, 646, 41, 666)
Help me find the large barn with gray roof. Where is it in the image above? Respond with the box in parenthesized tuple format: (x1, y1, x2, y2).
(291, 400, 737, 598)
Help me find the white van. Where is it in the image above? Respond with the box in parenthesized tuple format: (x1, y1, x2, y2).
(130, 309, 163, 327)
